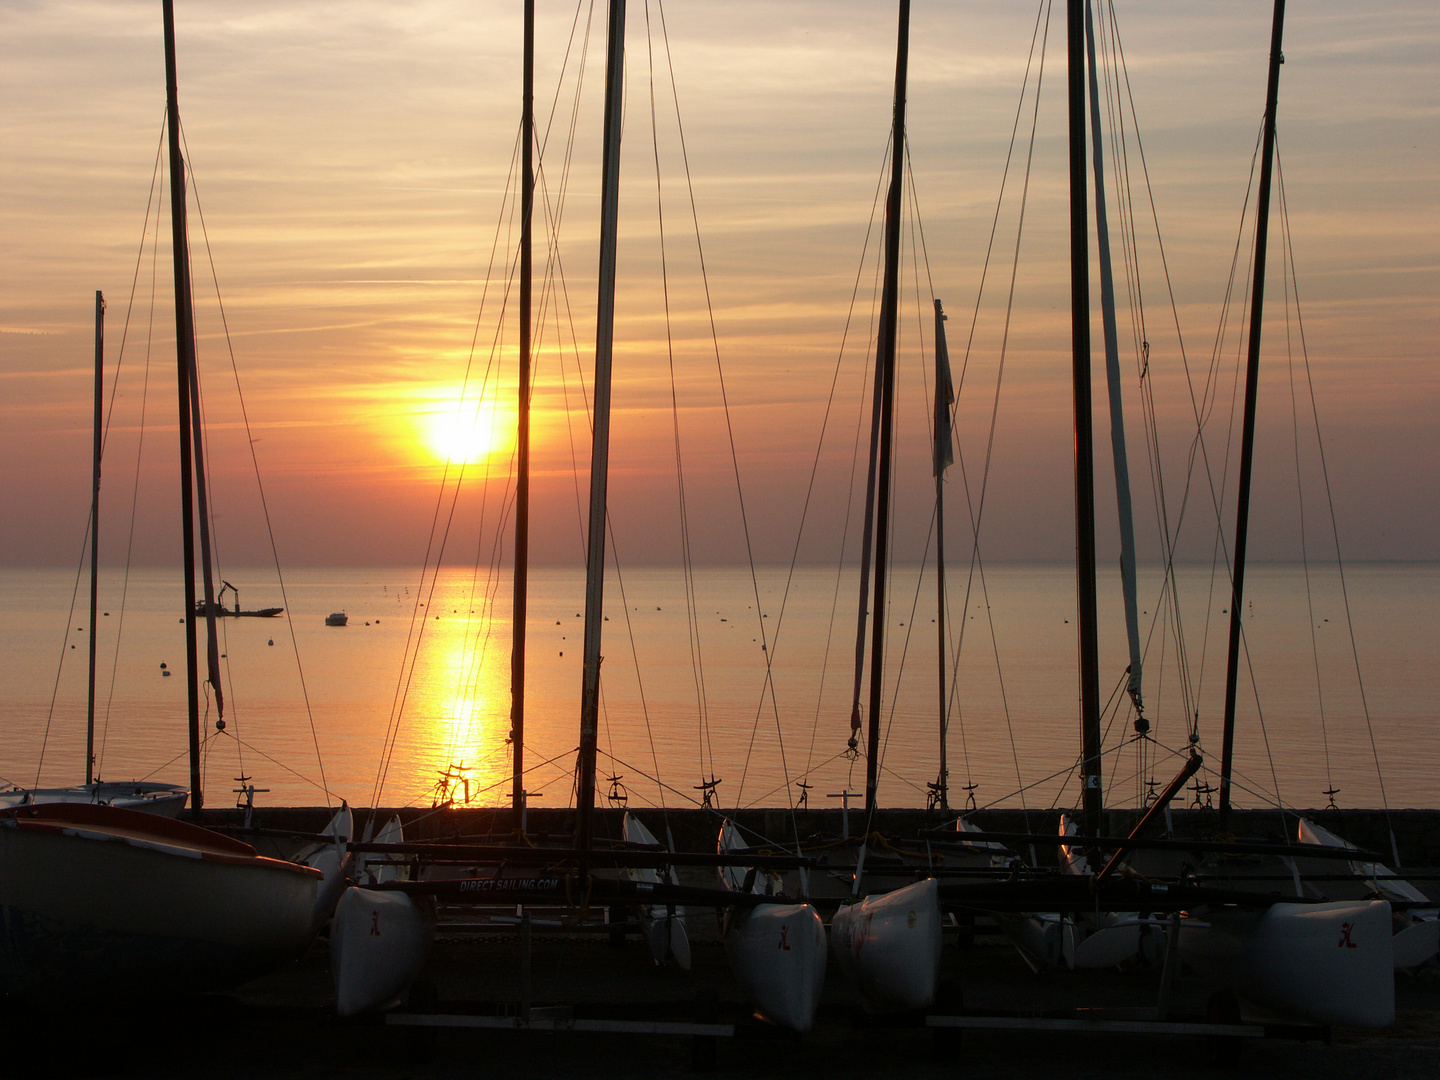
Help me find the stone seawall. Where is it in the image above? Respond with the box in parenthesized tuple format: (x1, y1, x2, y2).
(203, 804, 1440, 868)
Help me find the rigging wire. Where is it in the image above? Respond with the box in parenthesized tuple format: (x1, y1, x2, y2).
(1274, 147, 1395, 850)
(181, 120, 329, 800)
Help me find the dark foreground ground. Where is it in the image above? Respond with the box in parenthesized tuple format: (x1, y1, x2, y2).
(5, 924, 1437, 1080)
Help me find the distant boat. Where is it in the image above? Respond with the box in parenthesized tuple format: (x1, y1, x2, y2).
(325, 612, 348, 627)
(193, 581, 281, 618)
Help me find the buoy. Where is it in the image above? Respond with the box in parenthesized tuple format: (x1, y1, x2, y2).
(160, 662, 167, 669)
(268, 639, 274, 646)
(216, 718, 226, 731)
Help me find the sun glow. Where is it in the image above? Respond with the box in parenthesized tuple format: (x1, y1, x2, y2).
(416, 388, 516, 469)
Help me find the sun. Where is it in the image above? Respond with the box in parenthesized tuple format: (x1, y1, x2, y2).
(417, 388, 515, 468)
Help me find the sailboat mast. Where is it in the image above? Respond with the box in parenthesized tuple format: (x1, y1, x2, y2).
(933, 299, 953, 811)
(1085, 0, 1143, 721)
(187, 323, 225, 724)
(86, 290, 104, 784)
(163, 0, 203, 812)
(864, 0, 911, 815)
(1219, 0, 1286, 827)
(511, 0, 534, 813)
(575, 0, 626, 860)
(1067, 0, 1103, 840)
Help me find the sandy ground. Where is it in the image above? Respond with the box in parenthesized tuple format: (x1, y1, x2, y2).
(5, 920, 1436, 1080)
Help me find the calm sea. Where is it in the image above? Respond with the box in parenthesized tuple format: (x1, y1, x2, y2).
(1, 562, 1434, 814)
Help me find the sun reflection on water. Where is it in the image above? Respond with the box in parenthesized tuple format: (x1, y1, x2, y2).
(402, 599, 512, 806)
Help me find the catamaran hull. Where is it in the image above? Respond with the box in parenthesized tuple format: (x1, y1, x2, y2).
(830, 878, 940, 1011)
(0, 808, 318, 996)
(298, 804, 354, 933)
(1179, 899, 1394, 1028)
(331, 886, 435, 1016)
(623, 812, 692, 969)
(1298, 818, 1439, 969)
(724, 903, 826, 1033)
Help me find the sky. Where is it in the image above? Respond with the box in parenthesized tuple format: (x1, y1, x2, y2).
(1, 0, 1436, 572)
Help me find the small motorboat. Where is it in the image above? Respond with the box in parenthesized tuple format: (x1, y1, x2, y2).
(325, 612, 348, 627)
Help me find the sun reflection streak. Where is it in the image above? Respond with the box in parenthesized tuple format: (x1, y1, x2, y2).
(403, 596, 512, 806)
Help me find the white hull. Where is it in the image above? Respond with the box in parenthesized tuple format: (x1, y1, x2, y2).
(0, 782, 189, 818)
(297, 804, 354, 933)
(331, 886, 435, 1016)
(1298, 817, 1439, 969)
(830, 877, 940, 1011)
(718, 818, 825, 1032)
(622, 813, 691, 970)
(725, 903, 827, 1032)
(0, 803, 319, 996)
(1179, 899, 1395, 1028)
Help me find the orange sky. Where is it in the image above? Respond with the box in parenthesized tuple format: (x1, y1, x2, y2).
(2, 1, 1436, 571)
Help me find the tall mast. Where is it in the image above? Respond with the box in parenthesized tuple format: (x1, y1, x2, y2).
(1219, 0, 1286, 827)
(163, 0, 203, 812)
(863, 0, 911, 816)
(510, 0, 535, 813)
(1067, 0, 1103, 840)
(932, 299, 954, 811)
(86, 290, 104, 784)
(1085, 0, 1143, 722)
(575, 0, 626, 861)
(187, 308, 225, 726)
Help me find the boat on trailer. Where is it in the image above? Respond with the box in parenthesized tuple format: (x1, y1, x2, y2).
(622, 812, 691, 970)
(830, 877, 940, 1012)
(330, 816, 435, 1016)
(718, 820, 827, 1033)
(0, 802, 319, 996)
(1298, 817, 1439, 968)
(0, 781, 189, 818)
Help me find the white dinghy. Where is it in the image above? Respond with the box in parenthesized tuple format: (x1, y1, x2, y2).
(622, 812, 691, 970)
(330, 816, 435, 1016)
(830, 877, 940, 1011)
(296, 803, 353, 933)
(1179, 898, 1395, 1028)
(1298, 818, 1439, 969)
(0, 802, 320, 996)
(718, 819, 827, 1033)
